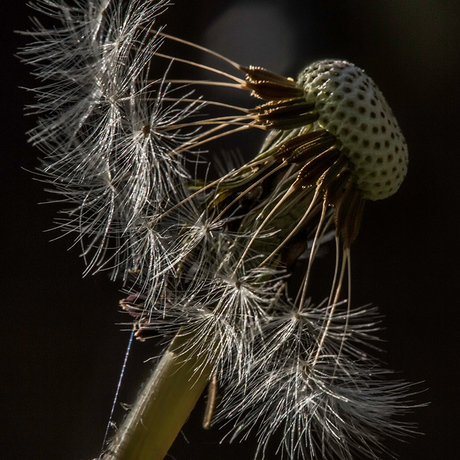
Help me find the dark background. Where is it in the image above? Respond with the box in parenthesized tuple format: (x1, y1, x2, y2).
(2, 1, 459, 459)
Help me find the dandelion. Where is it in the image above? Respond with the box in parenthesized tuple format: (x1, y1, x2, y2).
(21, 1, 417, 459)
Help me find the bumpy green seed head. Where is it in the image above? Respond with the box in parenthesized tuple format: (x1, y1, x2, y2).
(298, 60, 408, 200)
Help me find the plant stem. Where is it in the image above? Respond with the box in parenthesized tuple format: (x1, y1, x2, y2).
(103, 332, 213, 460)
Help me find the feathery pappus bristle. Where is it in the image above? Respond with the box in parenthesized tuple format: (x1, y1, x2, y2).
(216, 301, 416, 459)
(21, 0, 199, 278)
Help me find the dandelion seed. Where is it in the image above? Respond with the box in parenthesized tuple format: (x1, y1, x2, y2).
(21, 0, 197, 278)
(217, 302, 415, 460)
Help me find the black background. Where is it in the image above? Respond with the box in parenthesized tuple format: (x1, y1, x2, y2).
(2, 1, 459, 459)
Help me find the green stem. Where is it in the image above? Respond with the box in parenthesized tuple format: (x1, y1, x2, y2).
(103, 332, 213, 460)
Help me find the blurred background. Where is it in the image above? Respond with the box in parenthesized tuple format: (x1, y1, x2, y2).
(2, 1, 459, 459)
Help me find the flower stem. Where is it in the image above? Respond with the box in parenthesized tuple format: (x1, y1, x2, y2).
(103, 332, 213, 460)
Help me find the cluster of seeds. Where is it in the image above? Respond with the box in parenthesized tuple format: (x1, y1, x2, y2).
(298, 60, 408, 200)
(22, 1, 415, 457)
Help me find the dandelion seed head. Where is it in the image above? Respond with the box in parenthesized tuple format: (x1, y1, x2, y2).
(299, 60, 408, 200)
(21, 2, 420, 457)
